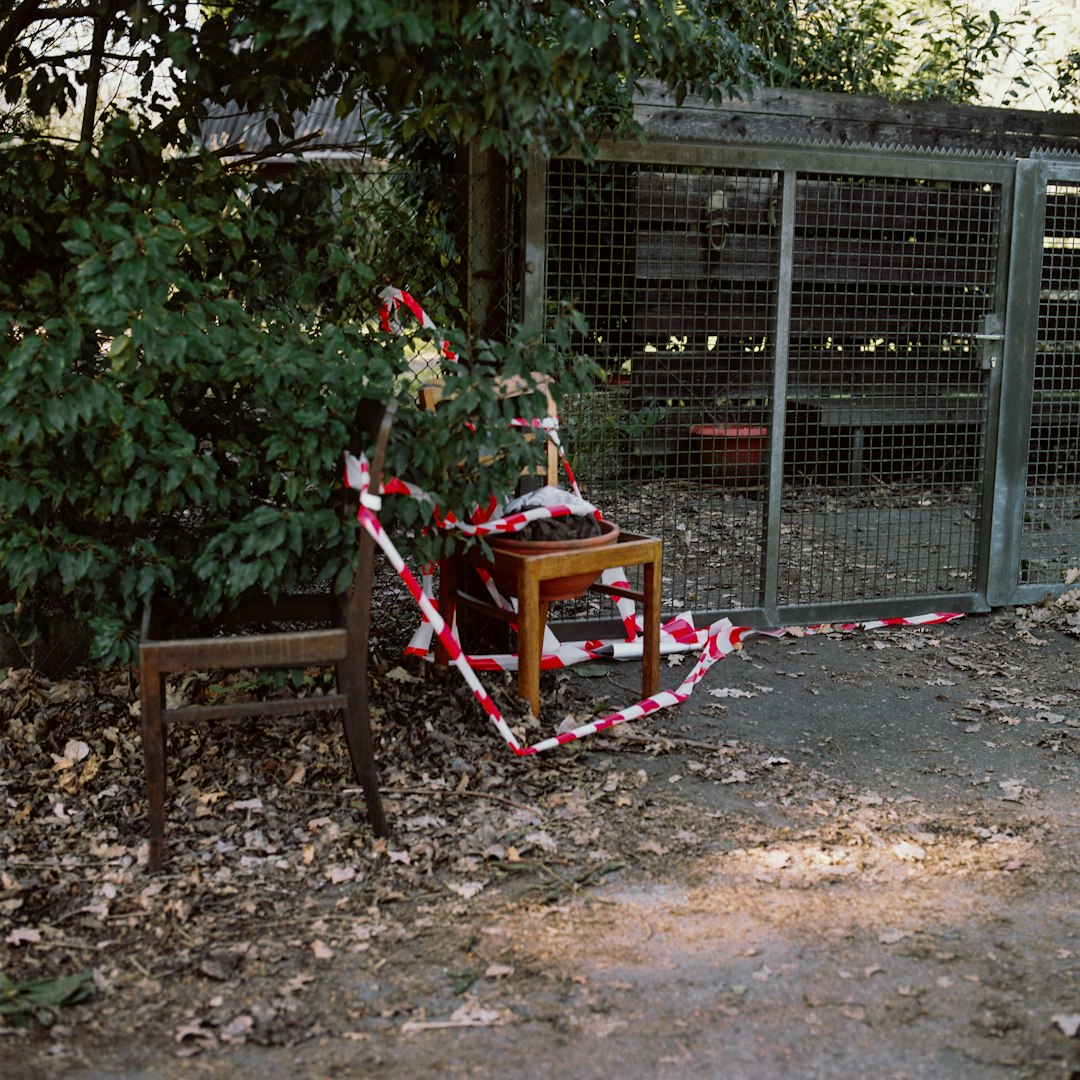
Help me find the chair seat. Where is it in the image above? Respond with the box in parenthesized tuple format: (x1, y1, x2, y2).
(142, 622, 350, 674)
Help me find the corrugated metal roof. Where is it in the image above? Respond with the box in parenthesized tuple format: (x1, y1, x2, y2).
(199, 97, 371, 166)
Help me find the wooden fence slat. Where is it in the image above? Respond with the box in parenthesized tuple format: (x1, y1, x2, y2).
(636, 173, 779, 227)
(629, 346, 987, 404)
(634, 286, 994, 340)
(632, 81, 1080, 156)
(635, 171, 999, 234)
(635, 232, 994, 286)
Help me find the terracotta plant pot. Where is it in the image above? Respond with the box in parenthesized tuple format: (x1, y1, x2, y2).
(690, 424, 769, 488)
(487, 519, 621, 601)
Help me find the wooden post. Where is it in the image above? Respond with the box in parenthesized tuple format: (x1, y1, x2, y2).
(455, 140, 510, 340)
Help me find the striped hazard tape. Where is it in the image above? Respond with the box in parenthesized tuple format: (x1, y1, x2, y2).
(345, 450, 963, 756)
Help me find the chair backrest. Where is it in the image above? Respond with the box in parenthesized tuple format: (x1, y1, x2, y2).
(418, 373, 559, 487)
(354, 396, 397, 488)
(346, 396, 397, 602)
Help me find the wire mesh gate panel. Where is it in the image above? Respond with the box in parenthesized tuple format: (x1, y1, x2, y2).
(527, 143, 1016, 630)
(990, 157, 1080, 605)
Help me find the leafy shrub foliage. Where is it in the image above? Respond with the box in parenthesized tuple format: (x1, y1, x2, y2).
(0, 124, 576, 665)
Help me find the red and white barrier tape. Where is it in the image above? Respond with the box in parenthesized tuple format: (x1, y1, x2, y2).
(363, 287, 962, 753)
(346, 451, 961, 756)
(379, 285, 456, 360)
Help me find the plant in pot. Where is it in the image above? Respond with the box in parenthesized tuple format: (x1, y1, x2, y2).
(485, 486, 620, 602)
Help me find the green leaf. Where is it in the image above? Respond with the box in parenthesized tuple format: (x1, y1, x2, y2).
(0, 970, 93, 1028)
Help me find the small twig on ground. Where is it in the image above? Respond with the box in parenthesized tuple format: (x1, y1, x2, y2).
(128, 956, 153, 978)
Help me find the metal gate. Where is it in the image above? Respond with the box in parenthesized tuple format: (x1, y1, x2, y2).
(523, 140, 1077, 630)
(989, 155, 1080, 606)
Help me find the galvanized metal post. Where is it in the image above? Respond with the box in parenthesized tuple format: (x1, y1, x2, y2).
(987, 159, 1047, 605)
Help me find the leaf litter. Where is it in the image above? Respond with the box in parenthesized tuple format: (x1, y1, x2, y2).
(0, 592, 1078, 1075)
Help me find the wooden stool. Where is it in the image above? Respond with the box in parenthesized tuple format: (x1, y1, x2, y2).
(435, 531, 662, 716)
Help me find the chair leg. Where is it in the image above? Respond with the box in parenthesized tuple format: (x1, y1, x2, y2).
(138, 657, 167, 873)
(516, 568, 544, 717)
(433, 557, 458, 667)
(340, 672, 388, 839)
(535, 600, 550, 711)
(342, 531, 389, 838)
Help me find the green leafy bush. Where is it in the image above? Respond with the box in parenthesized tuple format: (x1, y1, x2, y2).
(0, 0, 752, 669)
(0, 122, 578, 665)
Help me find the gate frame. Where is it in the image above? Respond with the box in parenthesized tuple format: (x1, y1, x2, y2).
(987, 156, 1078, 607)
(524, 138, 1080, 629)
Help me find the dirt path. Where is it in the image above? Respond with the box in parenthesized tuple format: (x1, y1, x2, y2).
(2, 604, 1078, 1078)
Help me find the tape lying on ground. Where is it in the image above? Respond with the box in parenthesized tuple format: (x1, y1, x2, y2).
(366, 286, 962, 753)
(346, 451, 962, 757)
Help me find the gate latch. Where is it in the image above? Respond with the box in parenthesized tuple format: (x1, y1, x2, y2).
(975, 314, 1004, 370)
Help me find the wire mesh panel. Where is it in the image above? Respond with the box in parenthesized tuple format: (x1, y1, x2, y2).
(1018, 179, 1080, 585)
(776, 173, 999, 610)
(534, 146, 1010, 629)
(546, 158, 779, 617)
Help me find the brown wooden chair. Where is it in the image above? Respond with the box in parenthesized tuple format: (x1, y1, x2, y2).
(138, 399, 395, 871)
(423, 377, 662, 717)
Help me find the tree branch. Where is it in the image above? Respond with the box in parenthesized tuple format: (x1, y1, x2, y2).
(80, 1, 119, 144)
(0, 4, 103, 65)
(0, 0, 47, 70)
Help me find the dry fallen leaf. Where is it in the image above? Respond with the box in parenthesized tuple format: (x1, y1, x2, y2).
(228, 797, 263, 812)
(879, 930, 913, 945)
(637, 839, 667, 856)
(281, 973, 317, 995)
(999, 779, 1025, 802)
(5, 927, 41, 946)
(385, 666, 423, 684)
(1052, 1013, 1080, 1038)
(446, 880, 485, 899)
(174, 1023, 217, 1058)
(892, 841, 926, 862)
(311, 940, 334, 961)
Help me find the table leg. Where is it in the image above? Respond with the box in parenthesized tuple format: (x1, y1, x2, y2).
(517, 568, 542, 717)
(642, 551, 661, 699)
